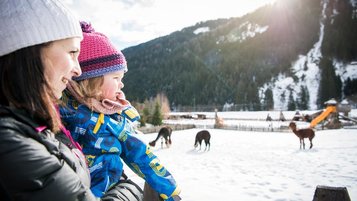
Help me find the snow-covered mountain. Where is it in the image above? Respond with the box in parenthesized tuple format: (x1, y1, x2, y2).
(123, 0, 357, 111)
(259, 0, 357, 110)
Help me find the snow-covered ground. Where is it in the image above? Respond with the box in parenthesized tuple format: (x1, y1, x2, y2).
(124, 110, 357, 201)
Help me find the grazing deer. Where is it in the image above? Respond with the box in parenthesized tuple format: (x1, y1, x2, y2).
(289, 122, 315, 149)
(194, 130, 211, 151)
(149, 126, 172, 148)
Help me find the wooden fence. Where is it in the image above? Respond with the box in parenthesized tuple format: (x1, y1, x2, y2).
(137, 123, 291, 134)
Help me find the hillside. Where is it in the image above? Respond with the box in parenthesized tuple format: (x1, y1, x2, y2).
(122, 0, 357, 111)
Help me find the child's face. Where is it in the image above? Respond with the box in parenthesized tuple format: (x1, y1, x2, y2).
(101, 71, 125, 101)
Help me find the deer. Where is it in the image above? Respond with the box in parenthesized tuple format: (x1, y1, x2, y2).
(194, 130, 211, 151)
(149, 126, 172, 148)
(288, 122, 315, 149)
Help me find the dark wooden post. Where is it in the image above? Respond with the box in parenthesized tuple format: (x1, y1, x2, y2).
(312, 185, 351, 201)
(143, 182, 162, 201)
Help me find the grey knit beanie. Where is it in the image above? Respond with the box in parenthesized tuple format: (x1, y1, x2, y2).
(0, 0, 83, 57)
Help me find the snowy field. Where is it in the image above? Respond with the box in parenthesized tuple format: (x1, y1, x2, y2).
(124, 110, 357, 201)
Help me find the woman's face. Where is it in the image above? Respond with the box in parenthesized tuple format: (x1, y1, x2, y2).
(101, 71, 125, 101)
(41, 37, 82, 99)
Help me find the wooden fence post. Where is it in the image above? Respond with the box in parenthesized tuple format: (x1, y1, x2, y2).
(312, 185, 351, 201)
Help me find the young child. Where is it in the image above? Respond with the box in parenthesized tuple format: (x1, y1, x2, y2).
(61, 22, 181, 201)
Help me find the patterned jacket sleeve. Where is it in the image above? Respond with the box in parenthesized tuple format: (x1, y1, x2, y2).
(106, 117, 180, 200)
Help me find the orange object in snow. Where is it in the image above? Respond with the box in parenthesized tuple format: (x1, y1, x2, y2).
(310, 106, 336, 128)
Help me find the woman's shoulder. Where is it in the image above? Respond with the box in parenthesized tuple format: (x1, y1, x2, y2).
(0, 106, 96, 200)
(0, 106, 39, 134)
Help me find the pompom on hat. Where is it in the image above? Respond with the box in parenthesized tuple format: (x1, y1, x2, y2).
(75, 21, 127, 81)
(0, 0, 82, 57)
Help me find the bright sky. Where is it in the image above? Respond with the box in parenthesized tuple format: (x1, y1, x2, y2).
(64, 0, 276, 50)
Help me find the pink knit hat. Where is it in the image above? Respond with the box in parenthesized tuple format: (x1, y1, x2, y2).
(75, 21, 127, 81)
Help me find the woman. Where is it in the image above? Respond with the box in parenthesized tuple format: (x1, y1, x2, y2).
(0, 0, 141, 200)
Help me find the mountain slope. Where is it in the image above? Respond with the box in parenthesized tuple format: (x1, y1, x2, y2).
(122, 0, 357, 111)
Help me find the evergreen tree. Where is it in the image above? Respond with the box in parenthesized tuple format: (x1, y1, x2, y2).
(298, 86, 309, 110)
(280, 92, 286, 109)
(246, 82, 261, 111)
(263, 88, 274, 110)
(287, 92, 296, 111)
(318, 58, 341, 108)
(140, 107, 150, 127)
(151, 102, 163, 126)
(335, 74, 342, 101)
(344, 78, 357, 97)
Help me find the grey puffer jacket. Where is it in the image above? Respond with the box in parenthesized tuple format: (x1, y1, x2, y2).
(0, 106, 142, 201)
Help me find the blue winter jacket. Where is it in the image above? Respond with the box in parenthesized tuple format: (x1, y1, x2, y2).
(60, 104, 179, 199)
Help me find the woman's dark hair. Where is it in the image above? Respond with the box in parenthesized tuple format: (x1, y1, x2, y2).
(0, 44, 61, 132)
